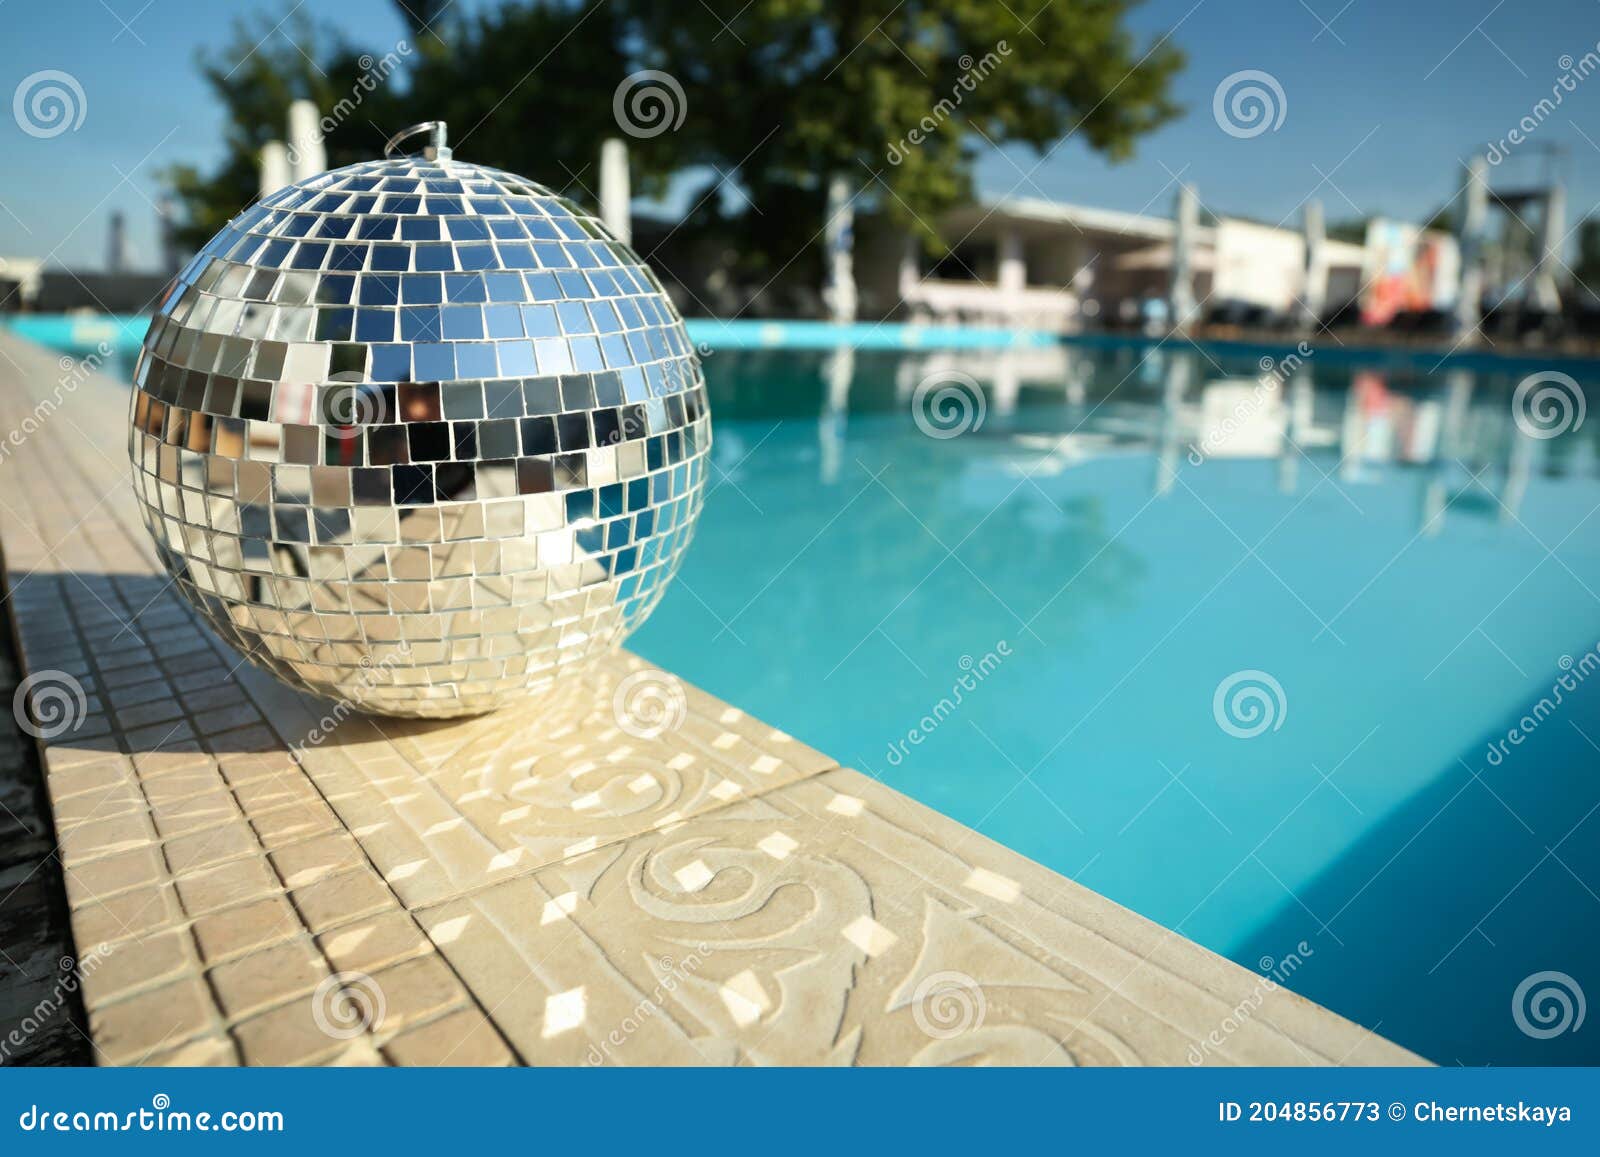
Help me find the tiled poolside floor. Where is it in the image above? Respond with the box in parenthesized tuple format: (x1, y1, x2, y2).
(0, 330, 1422, 1065)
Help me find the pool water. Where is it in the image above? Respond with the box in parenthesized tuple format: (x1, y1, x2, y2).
(630, 339, 1600, 1066)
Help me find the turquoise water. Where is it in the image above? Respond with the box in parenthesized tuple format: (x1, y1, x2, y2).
(631, 340, 1600, 1066)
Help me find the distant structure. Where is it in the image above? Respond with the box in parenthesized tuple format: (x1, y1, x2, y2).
(599, 138, 631, 246)
(157, 193, 181, 276)
(1300, 200, 1327, 331)
(286, 99, 327, 184)
(823, 175, 857, 324)
(3, 207, 168, 314)
(257, 100, 327, 200)
(1452, 150, 1566, 341)
(106, 210, 127, 274)
(259, 140, 291, 200)
(1455, 157, 1489, 340)
(1169, 183, 1199, 332)
(854, 195, 1367, 334)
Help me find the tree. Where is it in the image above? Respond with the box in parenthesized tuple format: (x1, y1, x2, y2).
(1571, 216, 1600, 305)
(167, 0, 1182, 303)
(166, 3, 658, 251)
(164, 9, 401, 251)
(613, 0, 1182, 275)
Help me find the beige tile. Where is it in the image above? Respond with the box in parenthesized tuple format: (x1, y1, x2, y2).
(46, 754, 135, 800)
(270, 832, 366, 889)
(231, 997, 346, 1066)
(57, 810, 157, 865)
(173, 855, 280, 917)
(139, 1033, 240, 1067)
(131, 746, 213, 781)
(248, 800, 340, 848)
(90, 976, 215, 1065)
(383, 1008, 515, 1066)
(63, 845, 165, 906)
(290, 869, 395, 933)
(232, 773, 322, 814)
(52, 782, 145, 828)
(208, 938, 329, 1019)
(141, 766, 228, 808)
(80, 929, 196, 1008)
(162, 820, 260, 875)
(151, 789, 243, 838)
(367, 955, 462, 1030)
(72, 884, 184, 948)
(218, 752, 301, 786)
(192, 897, 302, 963)
(317, 911, 431, 975)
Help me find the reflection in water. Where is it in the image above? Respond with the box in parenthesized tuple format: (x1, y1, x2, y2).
(810, 343, 1585, 536)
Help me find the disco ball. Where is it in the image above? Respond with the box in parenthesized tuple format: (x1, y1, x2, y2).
(129, 123, 710, 718)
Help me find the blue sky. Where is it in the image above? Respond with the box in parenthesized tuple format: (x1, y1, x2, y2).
(2, 0, 1599, 269)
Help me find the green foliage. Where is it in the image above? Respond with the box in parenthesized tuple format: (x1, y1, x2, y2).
(618, 0, 1180, 242)
(164, 8, 405, 249)
(1572, 216, 1600, 300)
(168, 0, 1181, 285)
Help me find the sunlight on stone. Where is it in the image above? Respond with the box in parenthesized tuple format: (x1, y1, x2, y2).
(719, 970, 772, 1028)
(841, 915, 898, 957)
(756, 832, 798, 860)
(964, 867, 1021, 903)
(429, 915, 472, 945)
(542, 987, 587, 1038)
(541, 892, 579, 925)
(826, 793, 865, 817)
(486, 848, 524, 871)
(674, 859, 714, 892)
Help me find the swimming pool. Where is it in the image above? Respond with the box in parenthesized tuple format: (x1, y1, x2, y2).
(629, 338, 1600, 1066)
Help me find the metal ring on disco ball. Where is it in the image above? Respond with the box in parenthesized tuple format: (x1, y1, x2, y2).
(129, 122, 711, 718)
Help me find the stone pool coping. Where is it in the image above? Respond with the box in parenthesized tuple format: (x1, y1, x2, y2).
(0, 329, 1424, 1065)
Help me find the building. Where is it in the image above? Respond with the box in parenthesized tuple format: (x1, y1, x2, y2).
(855, 196, 1369, 332)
